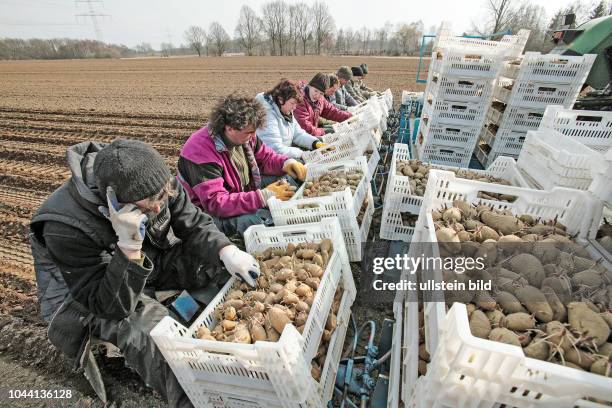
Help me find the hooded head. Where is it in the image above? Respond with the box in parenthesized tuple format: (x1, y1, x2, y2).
(93, 139, 172, 204)
(351, 66, 363, 78)
(336, 66, 353, 81)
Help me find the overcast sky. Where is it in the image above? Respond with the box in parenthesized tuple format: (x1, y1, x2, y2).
(0, 0, 588, 48)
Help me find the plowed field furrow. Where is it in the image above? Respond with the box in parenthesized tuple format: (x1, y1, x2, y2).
(0, 174, 62, 192)
(0, 106, 205, 122)
(0, 159, 69, 182)
(0, 186, 46, 209)
(0, 146, 66, 166)
(1, 139, 68, 157)
(0, 118, 189, 140)
(0, 111, 204, 130)
(1, 129, 182, 157)
(0, 239, 33, 267)
(0, 122, 188, 150)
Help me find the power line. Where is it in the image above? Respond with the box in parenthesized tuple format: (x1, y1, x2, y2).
(75, 0, 109, 42)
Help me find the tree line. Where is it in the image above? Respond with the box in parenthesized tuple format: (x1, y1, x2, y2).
(0, 0, 609, 60)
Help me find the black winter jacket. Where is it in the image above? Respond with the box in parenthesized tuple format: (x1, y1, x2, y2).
(30, 141, 231, 321)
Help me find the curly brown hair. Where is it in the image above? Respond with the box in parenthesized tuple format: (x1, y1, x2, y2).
(269, 79, 303, 106)
(208, 94, 267, 136)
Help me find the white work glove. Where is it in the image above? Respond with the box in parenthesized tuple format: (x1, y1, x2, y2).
(219, 245, 260, 287)
(98, 187, 148, 252)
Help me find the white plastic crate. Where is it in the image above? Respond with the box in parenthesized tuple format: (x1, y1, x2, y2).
(381, 144, 530, 241)
(184, 283, 355, 408)
(422, 97, 487, 126)
(302, 133, 380, 180)
(387, 300, 403, 408)
(409, 303, 612, 408)
(419, 119, 481, 149)
(479, 126, 526, 154)
(416, 141, 473, 168)
(414, 169, 603, 356)
(540, 105, 612, 154)
(427, 73, 495, 103)
(494, 79, 581, 109)
(150, 218, 355, 407)
(434, 22, 529, 60)
(332, 110, 380, 134)
(270, 179, 374, 262)
(590, 149, 612, 206)
(275, 157, 369, 220)
(429, 50, 506, 80)
(517, 129, 607, 191)
(322, 125, 377, 148)
(502, 52, 596, 85)
(486, 105, 544, 133)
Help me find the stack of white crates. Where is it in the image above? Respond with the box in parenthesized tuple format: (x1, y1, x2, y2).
(476, 52, 596, 167)
(415, 22, 529, 167)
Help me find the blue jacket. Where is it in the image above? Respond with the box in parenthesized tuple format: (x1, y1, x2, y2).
(333, 85, 358, 108)
(255, 92, 318, 159)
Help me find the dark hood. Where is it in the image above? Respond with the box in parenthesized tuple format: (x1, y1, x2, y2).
(66, 141, 107, 206)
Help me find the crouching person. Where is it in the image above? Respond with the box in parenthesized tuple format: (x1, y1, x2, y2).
(30, 139, 262, 407)
(178, 94, 307, 237)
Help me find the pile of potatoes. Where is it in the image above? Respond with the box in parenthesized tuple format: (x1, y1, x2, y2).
(395, 159, 513, 199)
(311, 288, 344, 382)
(303, 169, 363, 198)
(196, 240, 335, 345)
(417, 306, 429, 377)
(402, 212, 418, 227)
(356, 195, 369, 226)
(597, 219, 612, 254)
(432, 201, 612, 377)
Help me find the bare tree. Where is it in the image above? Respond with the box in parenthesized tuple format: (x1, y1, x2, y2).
(589, 1, 608, 19)
(261, 1, 287, 55)
(294, 3, 311, 55)
(184, 26, 206, 57)
(160, 42, 173, 57)
(235, 5, 261, 56)
(208, 22, 230, 57)
(471, 0, 514, 35)
(361, 27, 371, 55)
(375, 22, 392, 55)
(288, 4, 299, 55)
(312, 2, 334, 55)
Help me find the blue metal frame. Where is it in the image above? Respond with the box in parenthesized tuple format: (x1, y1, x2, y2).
(416, 29, 513, 83)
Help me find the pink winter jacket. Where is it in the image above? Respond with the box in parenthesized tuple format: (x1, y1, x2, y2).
(293, 82, 352, 136)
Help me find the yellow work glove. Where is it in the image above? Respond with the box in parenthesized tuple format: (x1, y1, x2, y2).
(314, 141, 326, 149)
(264, 180, 296, 201)
(283, 159, 307, 181)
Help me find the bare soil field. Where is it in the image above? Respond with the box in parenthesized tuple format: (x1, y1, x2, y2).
(0, 55, 423, 406)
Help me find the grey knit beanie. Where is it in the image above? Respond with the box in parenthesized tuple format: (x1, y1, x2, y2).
(337, 66, 353, 81)
(94, 139, 172, 203)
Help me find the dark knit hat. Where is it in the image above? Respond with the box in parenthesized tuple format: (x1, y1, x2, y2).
(94, 139, 172, 203)
(360, 63, 369, 74)
(308, 72, 329, 93)
(337, 66, 353, 81)
(351, 66, 363, 77)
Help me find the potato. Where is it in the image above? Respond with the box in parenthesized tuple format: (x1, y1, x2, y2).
(509, 253, 545, 288)
(267, 306, 291, 334)
(418, 343, 430, 362)
(418, 359, 428, 376)
(567, 302, 610, 347)
(571, 269, 603, 289)
(515, 285, 554, 322)
(496, 290, 527, 314)
(541, 286, 567, 322)
(469, 310, 492, 339)
(598, 343, 612, 357)
(480, 211, 524, 235)
(546, 321, 576, 353)
(486, 309, 505, 328)
(473, 290, 497, 311)
(590, 358, 612, 377)
(564, 347, 596, 370)
(502, 312, 536, 331)
(249, 321, 267, 342)
(488, 328, 521, 347)
(523, 335, 549, 361)
(540, 276, 572, 305)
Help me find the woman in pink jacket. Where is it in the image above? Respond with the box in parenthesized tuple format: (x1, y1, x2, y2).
(178, 94, 307, 237)
(293, 73, 353, 137)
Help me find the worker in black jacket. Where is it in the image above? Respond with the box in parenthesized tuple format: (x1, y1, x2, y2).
(30, 139, 260, 407)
